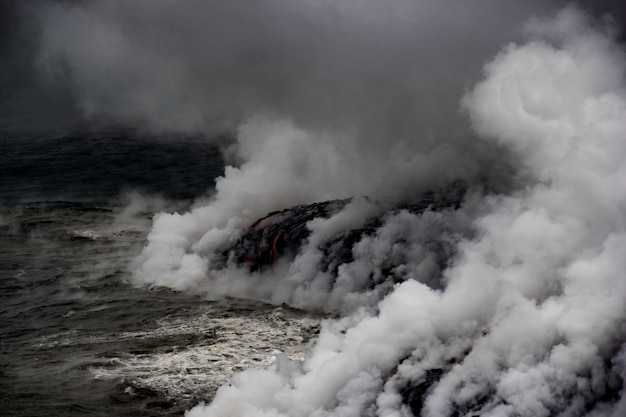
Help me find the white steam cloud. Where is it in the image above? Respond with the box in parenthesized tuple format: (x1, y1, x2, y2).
(28, 1, 626, 416)
(186, 7, 626, 417)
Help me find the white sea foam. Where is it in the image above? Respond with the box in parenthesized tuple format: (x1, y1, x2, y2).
(32, 301, 321, 402)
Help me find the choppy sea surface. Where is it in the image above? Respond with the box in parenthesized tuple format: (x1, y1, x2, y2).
(0, 132, 322, 416)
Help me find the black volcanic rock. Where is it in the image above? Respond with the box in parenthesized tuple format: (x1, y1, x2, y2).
(400, 369, 445, 416)
(226, 199, 349, 270)
(223, 182, 466, 272)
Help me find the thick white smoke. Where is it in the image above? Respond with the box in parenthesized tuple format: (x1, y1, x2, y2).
(30, 0, 581, 302)
(130, 115, 474, 308)
(29, 0, 545, 298)
(26, 0, 626, 415)
(177, 7, 626, 417)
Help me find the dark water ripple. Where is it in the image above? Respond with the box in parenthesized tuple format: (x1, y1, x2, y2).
(0, 131, 225, 204)
(0, 204, 211, 416)
(0, 132, 321, 416)
(0, 132, 228, 416)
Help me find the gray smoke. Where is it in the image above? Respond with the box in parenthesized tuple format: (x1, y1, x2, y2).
(30, 0, 556, 135)
(20, 1, 626, 416)
(183, 7, 626, 417)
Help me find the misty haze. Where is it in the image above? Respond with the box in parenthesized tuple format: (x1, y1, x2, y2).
(1, 1, 626, 416)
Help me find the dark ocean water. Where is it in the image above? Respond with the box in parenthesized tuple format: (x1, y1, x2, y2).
(0, 130, 224, 203)
(0, 132, 321, 416)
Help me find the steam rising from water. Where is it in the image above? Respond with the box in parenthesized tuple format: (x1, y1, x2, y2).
(153, 8, 626, 416)
(27, 1, 626, 416)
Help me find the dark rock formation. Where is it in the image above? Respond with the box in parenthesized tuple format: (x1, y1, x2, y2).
(225, 199, 348, 271)
(400, 369, 445, 416)
(223, 182, 466, 272)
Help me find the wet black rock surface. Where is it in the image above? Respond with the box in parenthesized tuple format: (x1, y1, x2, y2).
(224, 182, 467, 273)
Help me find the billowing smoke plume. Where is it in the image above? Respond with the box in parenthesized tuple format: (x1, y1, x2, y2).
(29, 0, 569, 294)
(174, 7, 626, 417)
(26, 1, 626, 416)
